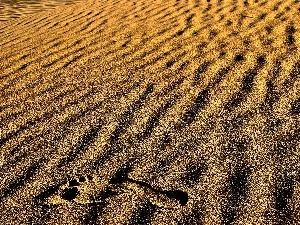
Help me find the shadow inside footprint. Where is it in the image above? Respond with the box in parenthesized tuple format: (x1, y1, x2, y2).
(69, 179, 80, 187)
(79, 176, 86, 182)
(160, 190, 189, 206)
(109, 166, 131, 184)
(61, 187, 79, 201)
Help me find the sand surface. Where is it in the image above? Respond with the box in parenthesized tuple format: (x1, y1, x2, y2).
(0, 0, 84, 22)
(0, 0, 300, 224)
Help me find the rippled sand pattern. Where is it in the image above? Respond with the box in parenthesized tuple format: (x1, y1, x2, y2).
(0, 0, 83, 21)
(0, 0, 300, 224)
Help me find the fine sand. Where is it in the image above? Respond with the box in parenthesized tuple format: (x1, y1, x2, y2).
(0, 0, 300, 224)
(0, 0, 83, 22)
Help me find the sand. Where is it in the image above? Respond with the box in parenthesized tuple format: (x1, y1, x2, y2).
(0, 0, 83, 22)
(0, 0, 299, 224)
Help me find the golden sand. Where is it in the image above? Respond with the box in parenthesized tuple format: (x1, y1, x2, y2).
(0, 0, 299, 224)
(0, 0, 83, 22)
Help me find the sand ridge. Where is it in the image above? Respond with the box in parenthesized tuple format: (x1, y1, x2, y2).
(0, 0, 300, 224)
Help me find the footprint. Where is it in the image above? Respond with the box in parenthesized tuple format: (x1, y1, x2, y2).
(46, 175, 107, 205)
(61, 187, 79, 201)
(109, 167, 189, 209)
(40, 171, 189, 210)
(122, 181, 188, 209)
(59, 176, 93, 201)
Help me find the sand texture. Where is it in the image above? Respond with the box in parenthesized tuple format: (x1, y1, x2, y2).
(0, 0, 300, 224)
(0, 0, 83, 22)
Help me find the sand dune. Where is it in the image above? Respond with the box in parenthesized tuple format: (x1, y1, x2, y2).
(0, 0, 300, 224)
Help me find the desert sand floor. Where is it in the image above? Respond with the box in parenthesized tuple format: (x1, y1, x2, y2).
(0, 0, 300, 224)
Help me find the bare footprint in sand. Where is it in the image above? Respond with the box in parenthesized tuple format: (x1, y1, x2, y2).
(123, 182, 189, 209)
(41, 169, 188, 210)
(109, 166, 189, 209)
(46, 175, 116, 205)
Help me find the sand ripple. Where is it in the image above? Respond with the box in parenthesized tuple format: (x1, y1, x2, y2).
(0, 0, 83, 22)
